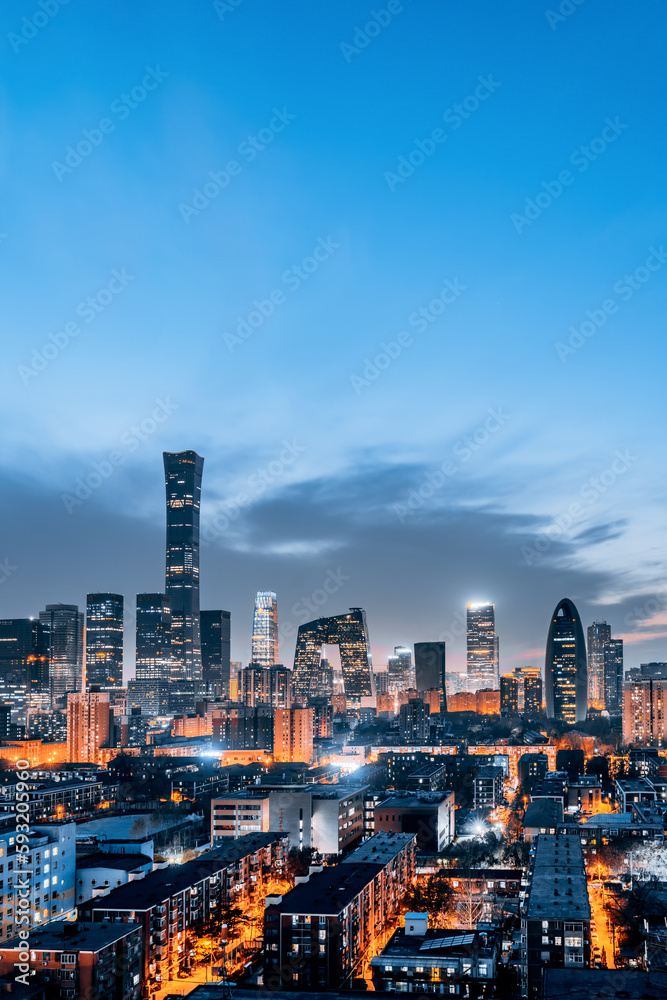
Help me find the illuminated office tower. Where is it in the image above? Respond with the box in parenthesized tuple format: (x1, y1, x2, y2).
(0, 618, 49, 717)
(135, 594, 172, 681)
(587, 620, 611, 709)
(500, 675, 519, 716)
(511, 666, 542, 714)
(603, 638, 624, 713)
(85, 594, 123, 691)
(67, 690, 111, 763)
(466, 603, 499, 692)
(545, 598, 588, 723)
(39, 604, 84, 708)
(414, 642, 446, 712)
(201, 610, 231, 693)
(163, 451, 204, 690)
(251, 592, 279, 667)
(388, 646, 412, 693)
(292, 609, 374, 705)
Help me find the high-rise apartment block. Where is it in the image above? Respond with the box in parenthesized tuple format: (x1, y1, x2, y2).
(251, 591, 279, 666)
(274, 707, 314, 763)
(85, 593, 123, 691)
(623, 678, 667, 746)
(163, 450, 203, 691)
(466, 602, 499, 691)
(603, 638, 624, 713)
(67, 690, 111, 763)
(501, 675, 519, 715)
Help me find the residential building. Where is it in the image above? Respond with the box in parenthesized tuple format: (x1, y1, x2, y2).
(518, 753, 550, 790)
(374, 792, 455, 852)
(501, 674, 519, 715)
(399, 698, 430, 742)
(240, 662, 272, 706)
(66, 690, 111, 763)
(274, 707, 313, 763)
(476, 688, 501, 714)
(522, 800, 563, 841)
(0, 617, 49, 719)
(0, 821, 76, 940)
(623, 678, 667, 746)
(75, 851, 153, 906)
(615, 777, 657, 812)
(473, 765, 505, 809)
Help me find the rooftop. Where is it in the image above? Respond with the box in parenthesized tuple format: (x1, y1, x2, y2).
(525, 834, 590, 921)
(370, 927, 495, 964)
(378, 792, 453, 809)
(75, 851, 153, 871)
(267, 862, 384, 913)
(5, 920, 141, 952)
(523, 799, 563, 829)
(342, 832, 416, 864)
(543, 968, 667, 999)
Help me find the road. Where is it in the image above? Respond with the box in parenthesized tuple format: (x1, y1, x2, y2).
(589, 883, 615, 969)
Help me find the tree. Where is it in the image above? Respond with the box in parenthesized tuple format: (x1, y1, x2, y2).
(402, 871, 454, 928)
(285, 846, 316, 880)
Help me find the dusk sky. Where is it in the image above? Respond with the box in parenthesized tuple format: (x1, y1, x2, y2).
(1, 0, 666, 678)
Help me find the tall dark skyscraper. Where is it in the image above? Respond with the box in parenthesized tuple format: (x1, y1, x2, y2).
(201, 610, 231, 692)
(135, 593, 172, 681)
(0, 618, 49, 715)
(163, 450, 204, 691)
(85, 593, 123, 691)
(466, 602, 499, 691)
(545, 598, 588, 723)
(587, 620, 611, 710)
(39, 604, 84, 707)
(603, 638, 624, 713)
(292, 608, 374, 705)
(414, 641, 447, 711)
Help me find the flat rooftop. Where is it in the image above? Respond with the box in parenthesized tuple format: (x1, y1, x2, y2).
(525, 835, 590, 921)
(268, 862, 384, 913)
(378, 793, 452, 809)
(75, 851, 152, 871)
(5, 920, 141, 952)
(544, 968, 667, 999)
(342, 832, 416, 864)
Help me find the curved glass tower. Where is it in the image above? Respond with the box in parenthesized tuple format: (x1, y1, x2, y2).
(292, 608, 374, 705)
(545, 598, 587, 723)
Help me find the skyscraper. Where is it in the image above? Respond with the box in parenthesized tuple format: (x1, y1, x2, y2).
(623, 678, 667, 746)
(523, 675, 543, 716)
(85, 593, 123, 691)
(603, 638, 624, 713)
(201, 610, 231, 693)
(545, 598, 588, 723)
(135, 594, 172, 681)
(0, 618, 49, 716)
(251, 592, 279, 666)
(39, 604, 84, 707)
(500, 675, 519, 715)
(587, 620, 611, 709)
(163, 450, 204, 691)
(387, 646, 412, 693)
(414, 642, 447, 712)
(292, 609, 374, 705)
(466, 603, 499, 692)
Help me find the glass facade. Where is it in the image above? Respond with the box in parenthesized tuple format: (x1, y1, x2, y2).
(466, 603, 499, 692)
(86, 593, 123, 691)
(545, 599, 587, 723)
(163, 450, 204, 689)
(251, 592, 279, 666)
(603, 638, 624, 713)
(135, 593, 172, 681)
(0, 617, 50, 718)
(201, 609, 231, 692)
(414, 642, 446, 710)
(293, 608, 374, 705)
(587, 620, 611, 709)
(39, 604, 84, 708)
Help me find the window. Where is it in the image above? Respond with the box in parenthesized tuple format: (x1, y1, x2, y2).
(565, 937, 582, 948)
(542, 936, 549, 945)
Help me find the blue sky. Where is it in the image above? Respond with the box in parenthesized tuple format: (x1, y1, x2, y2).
(1, 0, 666, 676)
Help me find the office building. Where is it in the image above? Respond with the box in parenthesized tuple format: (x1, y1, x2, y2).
(388, 645, 413, 692)
(521, 834, 591, 998)
(200, 609, 231, 692)
(545, 598, 587, 723)
(85, 593, 123, 691)
(501, 675, 519, 715)
(466, 602, 499, 692)
(374, 792, 455, 852)
(127, 678, 169, 717)
(39, 603, 84, 707)
(399, 698, 430, 741)
(163, 449, 204, 691)
(274, 707, 314, 763)
(603, 638, 624, 712)
(639, 661, 667, 679)
(414, 641, 446, 711)
(251, 591, 279, 666)
(67, 690, 111, 763)
(587, 620, 611, 709)
(292, 608, 374, 705)
(310, 656, 333, 698)
(0, 921, 143, 1000)
(0, 821, 76, 939)
(446, 670, 468, 695)
(264, 832, 416, 990)
(623, 678, 667, 746)
(0, 617, 49, 717)
(524, 674, 543, 715)
(134, 593, 171, 681)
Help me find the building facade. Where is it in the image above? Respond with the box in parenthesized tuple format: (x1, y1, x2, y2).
(587, 620, 611, 710)
(67, 691, 111, 763)
(292, 609, 374, 705)
(85, 593, 123, 692)
(603, 638, 624, 713)
(134, 593, 172, 682)
(251, 591, 279, 666)
(414, 641, 446, 711)
(39, 604, 84, 708)
(200, 609, 231, 693)
(623, 678, 667, 746)
(545, 599, 587, 723)
(466, 603, 499, 692)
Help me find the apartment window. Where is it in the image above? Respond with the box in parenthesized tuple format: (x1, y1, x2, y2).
(542, 936, 549, 945)
(565, 937, 582, 947)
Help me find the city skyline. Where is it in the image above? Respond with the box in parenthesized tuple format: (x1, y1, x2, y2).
(2, 2, 666, 682)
